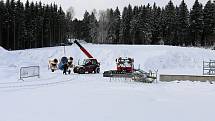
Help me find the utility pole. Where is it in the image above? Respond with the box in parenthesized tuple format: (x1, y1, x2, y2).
(64, 45, 66, 55)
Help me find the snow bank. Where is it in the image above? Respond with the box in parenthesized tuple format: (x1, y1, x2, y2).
(1, 45, 215, 75)
(0, 45, 215, 121)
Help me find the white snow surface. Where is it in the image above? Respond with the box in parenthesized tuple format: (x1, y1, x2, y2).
(0, 44, 215, 121)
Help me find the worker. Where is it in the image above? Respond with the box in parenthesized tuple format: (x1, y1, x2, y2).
(63, 63, 68, 75)
(68, 57, 73, 68)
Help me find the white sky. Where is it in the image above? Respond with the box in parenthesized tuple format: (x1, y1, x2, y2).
(20, 0, 207, 19)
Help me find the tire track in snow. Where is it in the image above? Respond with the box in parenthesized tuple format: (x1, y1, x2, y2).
(0, 76, 76, 90)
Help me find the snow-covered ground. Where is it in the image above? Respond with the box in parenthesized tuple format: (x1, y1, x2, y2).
(0, 44, 215, 121)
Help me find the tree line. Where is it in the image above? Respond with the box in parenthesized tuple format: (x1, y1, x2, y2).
(0, 0, 215, 50)
(71, 0, 215, 46)
(0, 0, 67, 50)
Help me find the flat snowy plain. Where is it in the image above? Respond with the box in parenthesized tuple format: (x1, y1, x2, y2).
(0, 44, 215, 121)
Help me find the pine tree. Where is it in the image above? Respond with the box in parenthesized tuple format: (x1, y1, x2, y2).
(178, 0, 189, 46)
(203, 0, 215, 46)
(130, 6, 139, 44)
(113, 7, 121, 44)
(106, 9, 115, 44)
(138, 5, 152, 44)
(89, 12, 98, 43)
(4, 0, 11, 49)
(173, 6, 180, 46)
(36, 1, 44, 48)
(59, 6, 67, 44)
(66, 7, 73, 41)
(0, 0, 5, 47)
(10, 0, 16, 50)
(151, 3, 162, 44)
(190, 0, 203, 46)
(72, 18, 83, 40)
(15, 0, 25, 49)
(82, 11, 90, 42)
(29, 1, 37, 48)
(120, 4, 133, 44)
(164, 0, 176, 45)
(24, 0, 31, 48)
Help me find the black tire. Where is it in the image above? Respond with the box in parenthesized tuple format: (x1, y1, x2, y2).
(79, 68, 85, 74)
(73, 68, 77, 73)
(51, 69, 54, 72)
(95, 67, 100, 73)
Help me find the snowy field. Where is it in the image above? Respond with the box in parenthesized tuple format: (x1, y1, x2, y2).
(0, 44, 215, 121)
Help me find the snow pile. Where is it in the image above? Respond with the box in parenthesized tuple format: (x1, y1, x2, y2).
(0, 45, 215, 121)
(1, 45, 215, 74)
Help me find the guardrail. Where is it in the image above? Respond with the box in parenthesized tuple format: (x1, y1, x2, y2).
(160, 74, 215, 82)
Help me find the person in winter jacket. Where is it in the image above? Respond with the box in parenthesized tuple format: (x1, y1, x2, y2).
(63, 63, 68, 75)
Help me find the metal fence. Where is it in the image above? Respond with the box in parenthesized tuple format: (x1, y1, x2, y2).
(20, 66, 40, 80)
(203, 60, 215, 75)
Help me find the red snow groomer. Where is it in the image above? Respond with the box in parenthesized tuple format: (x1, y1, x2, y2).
(116, 57, 134, 73)
(103, 57, 157, 83)
(103, 57, 135, 77)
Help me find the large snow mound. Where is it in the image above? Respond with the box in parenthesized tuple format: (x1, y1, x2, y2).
(1, 44, 214, 75)
(0, 45, 215, 121)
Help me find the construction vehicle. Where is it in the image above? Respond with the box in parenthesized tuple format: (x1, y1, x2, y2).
(103, 57, 134, 76)
(116, 57, 134, 73)
(73, 40, 100, 74)
(103, 57, 157, 83)
(48, 58, 58, 72)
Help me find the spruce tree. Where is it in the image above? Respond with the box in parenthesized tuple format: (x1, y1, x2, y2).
(82, 11, 90, 42)
(72, 18, 83, 40)
(130, 6, 139, 44)
(138, 5, 152, 44)
(151, 3, 162, 44)
(190, 0, 203, 46)
(15, 0, 25, 49)
(178, 0, 189, 46)
(203, 0, 215, 46)
(113, 7, 121, 44)
(164, 0, 176, 45)
(89, 12, 98, 43)
(107, 9, 115, 44)
(120, 4, 133, 44)
(0, 0, 5, 47)
(37, 1, 44, 48)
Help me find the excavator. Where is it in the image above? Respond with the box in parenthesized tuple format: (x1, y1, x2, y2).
(73, 40, 100, 74)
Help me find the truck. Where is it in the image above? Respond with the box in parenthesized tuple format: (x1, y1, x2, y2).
(73, 40, 100, 74)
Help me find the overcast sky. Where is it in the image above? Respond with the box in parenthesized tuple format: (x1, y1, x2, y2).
(20, 0, 207, 19)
